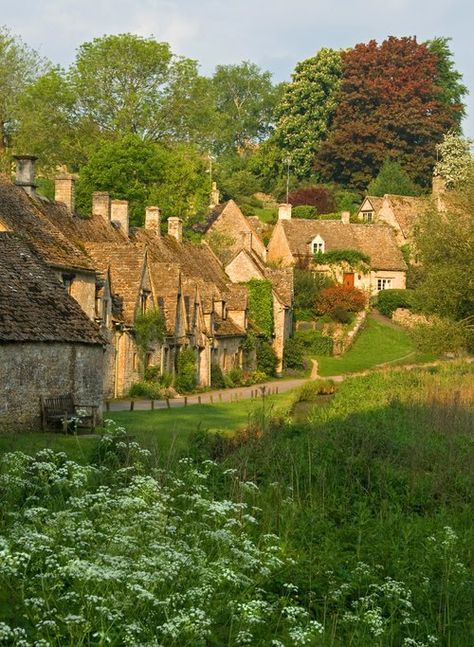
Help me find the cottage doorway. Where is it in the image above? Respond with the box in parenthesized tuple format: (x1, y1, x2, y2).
(343, 272, 355, 288)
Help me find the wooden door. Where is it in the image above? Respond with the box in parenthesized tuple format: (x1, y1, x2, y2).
(343, 272, 354, 288)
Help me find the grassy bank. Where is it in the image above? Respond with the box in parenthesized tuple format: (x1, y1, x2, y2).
(316, 316, 420, 375)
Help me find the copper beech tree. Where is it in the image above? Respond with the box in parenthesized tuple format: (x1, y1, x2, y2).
(316, 37, 462, 190)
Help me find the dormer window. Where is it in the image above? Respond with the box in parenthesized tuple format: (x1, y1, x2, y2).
(61, 273, 75, 295)
(362, 211, 373, 223)
(311, 235, 325, 255)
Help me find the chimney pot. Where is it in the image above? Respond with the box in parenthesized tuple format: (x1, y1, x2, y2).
(278, 203, 292, 220)
(168, 217, 183, 243)
(92, 191, 110, 223)
(145, 205, 161, 234)
(209, 181, 220, 210)
(341, 211, 350, 225)
(13, 155, 37, 197)
(54, 173, 75, 212)
(111, 199, 129, 238)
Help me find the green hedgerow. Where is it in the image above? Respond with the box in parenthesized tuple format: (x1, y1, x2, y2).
(377, 289, 415, 318)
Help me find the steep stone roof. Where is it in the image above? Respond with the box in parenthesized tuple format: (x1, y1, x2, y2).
(84, 243, 147, 324)
(281, 219, 407, 271)
(264, 267, 294, 307)
(382, 195, 427, 237)
(0, 180, 95, 272)
(40, 200, 128, 244)
(0, 233, 102, 344)
(213, 313, 245, 337)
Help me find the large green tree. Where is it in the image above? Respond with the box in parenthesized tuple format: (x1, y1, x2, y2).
(76, 135, 209, 225)
(211, 61, 281, 152)
(275, 47, 343, 179)
(316, 37, 462, 190)
(426, 36, 467, 128)
(0, 26, 47, 156)
(414, 168, 474, 322)
(433, 130, 473, 188)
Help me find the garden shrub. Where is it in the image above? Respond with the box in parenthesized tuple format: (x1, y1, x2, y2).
(144, 365, 160, 382)
(256, 341, 278, 376)
(293, 205, 317, 219)
(227, 366, 243, 386)
(211, 364, 226, 389)
(283, 336, 306, 369)
(134, 308, 166, 352)
(315, 285, 367, 315)
(410, 317, 469, 354)
(174, 347, 197, 393)
(294, 269, 332, 319)
(377, 289, 415, 318)
(294, 329, 333, 356)
(158, 370, 173, 388)
(295, 379, 337, 402)
(129, 381, 163, 400)
(330, 306, 352, 324)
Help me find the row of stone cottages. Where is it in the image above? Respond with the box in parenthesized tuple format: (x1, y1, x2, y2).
(0, 157, 293, 431)
(0, 154, 424, 431)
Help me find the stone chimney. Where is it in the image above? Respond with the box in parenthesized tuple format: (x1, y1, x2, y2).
(54, 172, 75, 212)
(145, 206, 161, 234)
(341, 211, 350, 225)
(92, 191, 110, 223)
(14, 155, 37, 197)
(168, 217, 183, 242)
(209, 181, 220, 210)
(278, 203, 292, 220)
(432, 175, 446, 212)
(111, 199, 129, 237)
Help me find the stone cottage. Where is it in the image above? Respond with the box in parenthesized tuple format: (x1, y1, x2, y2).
(357, 194, 426, 248)
(267, 206, 407, 293)
(0, 233, 104, 432)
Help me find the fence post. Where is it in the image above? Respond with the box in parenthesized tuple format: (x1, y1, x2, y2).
(151, 399, 155, 410)
(166, 398, 170, 409)
(105, 400, 110, 412)
(210, 395, 214, 404)
(198, 395, 202, 405)
(184, 396, 188, 407)
(130, 400, 134, 411)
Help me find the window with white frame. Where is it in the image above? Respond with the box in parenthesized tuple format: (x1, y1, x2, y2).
(311, 235, 325, 255)
(362, 210, 373, 223)
(377, 278, 392, 291)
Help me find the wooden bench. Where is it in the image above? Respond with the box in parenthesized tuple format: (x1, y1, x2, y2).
(40, 394, 98, 433)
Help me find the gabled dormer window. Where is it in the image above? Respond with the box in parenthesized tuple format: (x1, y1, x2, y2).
(362, 210, 373, 223)
(311, 235, 325, 255)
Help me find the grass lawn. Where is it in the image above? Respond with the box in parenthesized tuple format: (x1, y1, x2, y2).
(316, 316, 417, 376)
(0, 390, 297, 464)
(253, 207, 277, 224)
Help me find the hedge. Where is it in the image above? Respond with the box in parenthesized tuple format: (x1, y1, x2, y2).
(247, 279, 274, 339)
(294, 329, 333, 356)
(377, 289, 415, 318)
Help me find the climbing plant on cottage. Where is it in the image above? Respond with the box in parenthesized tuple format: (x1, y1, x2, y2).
(246, 279, 274, 339)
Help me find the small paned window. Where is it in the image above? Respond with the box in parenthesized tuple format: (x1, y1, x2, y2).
(311, 235, 325, 255)
(362, 211, 373, 223)
(377, 278, 392, 291)
(62, 273, 75, 294)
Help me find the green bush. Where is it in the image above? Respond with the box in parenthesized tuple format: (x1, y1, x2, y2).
(144, 365, 160, 382)
(174, 347, 197, 393)
(330, 306, 352, 324)
(256, 341, 278, 376)
(129, 381, 163, 399)
(293, 205, 317, 219)
(410, 317, 469, 354)
(295, 329, 333, 356)
(227, 366, 244, 387)
(246, 279, 274, 339)
(211, 364, 226, 389)
(283, 337, 306, 369)
(377, 289, 415, 318)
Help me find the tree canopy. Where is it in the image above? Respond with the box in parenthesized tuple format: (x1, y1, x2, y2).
(367, 159, 421, 196)
(316, 37, 461, 190)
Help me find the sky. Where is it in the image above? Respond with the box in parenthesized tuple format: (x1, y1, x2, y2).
(1, 0, 473, 138)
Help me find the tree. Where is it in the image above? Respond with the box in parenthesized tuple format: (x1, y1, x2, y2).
(316, 37, 461, 190)
(211, 61, 280, 152)
(426, 37, 467, 128)
(414, 168, 474, 322)
(367, 159, 421, 196)
(0, 26, 47, 154)
(13, 68, 87, 172)
(287, 185, 336, 213)
(275, 48, 343, 179)
(433, 130, 473, 189)
(70, 33, 203, 141)
(76, 135, 208, 225)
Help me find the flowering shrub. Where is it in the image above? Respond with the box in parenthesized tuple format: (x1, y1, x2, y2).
(0, 422, 323, 646)
(315, 285, 367, 315)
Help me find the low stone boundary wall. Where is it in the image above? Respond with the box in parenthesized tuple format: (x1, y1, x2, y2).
(392, 308, 430, 328)
(333, 310, 367, 356)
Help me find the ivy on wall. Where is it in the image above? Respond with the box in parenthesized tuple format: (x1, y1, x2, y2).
(314, 249, 370, 271)
(246, 279, 274, 340)
(134, 308, 166, 354)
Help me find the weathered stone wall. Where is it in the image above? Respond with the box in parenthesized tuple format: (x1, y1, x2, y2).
(392, 308, 430, 328)
(0, 342, 103, 432)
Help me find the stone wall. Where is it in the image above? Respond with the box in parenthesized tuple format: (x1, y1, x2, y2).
(0, 342, 103, 432)
(392, 308, 430, 328)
